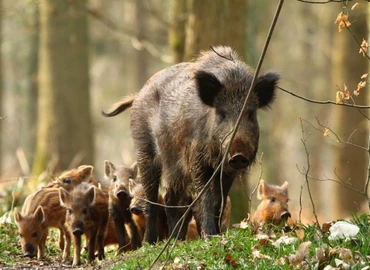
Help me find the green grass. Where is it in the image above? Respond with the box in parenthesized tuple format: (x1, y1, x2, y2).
(1, 214, 370, 269)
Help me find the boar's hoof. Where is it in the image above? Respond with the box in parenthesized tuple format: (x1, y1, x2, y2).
(281, 211, 291, 221)
(72, 229, 83, 237)
(228, 154, 249, 169)
(24, 252, 36, 258)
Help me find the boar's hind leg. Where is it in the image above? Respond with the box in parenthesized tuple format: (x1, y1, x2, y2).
(141, 163, 161, 244)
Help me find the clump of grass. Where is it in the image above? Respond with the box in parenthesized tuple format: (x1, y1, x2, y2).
(1, 214, 369, 269)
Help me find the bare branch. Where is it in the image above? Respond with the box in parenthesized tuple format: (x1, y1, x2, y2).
(278, 86, 370, 109)
(84, 6, 171, 63)
(299, 118, 322, 232)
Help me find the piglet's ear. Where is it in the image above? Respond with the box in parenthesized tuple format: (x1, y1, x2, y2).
(34, 206, 45, 224)
(195, 71, 223, 107)
(257, 180, 266, 200)
(104, 160, 115, 178)
(254, 72, 279, 109)
(14, 207, 22, 224)
(59, 187, 71, 207)
(86, 186, 96, 206)
(78, 165, 93, 181)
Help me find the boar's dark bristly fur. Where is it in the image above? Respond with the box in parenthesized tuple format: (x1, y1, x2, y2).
(104, 46, 279, 243)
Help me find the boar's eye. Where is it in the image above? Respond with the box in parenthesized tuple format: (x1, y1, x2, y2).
(62, 178, 72, 184)
(82, 208, 88, 215)
(245, 108, 256, 120)
(217, 109, 226, 120)
(32, 232, 38, 238)
(270, 197, 276, 203)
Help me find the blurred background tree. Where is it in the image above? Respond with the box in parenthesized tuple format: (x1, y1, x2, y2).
(0, 0, 369, 224)
(32, 0, 93, 180)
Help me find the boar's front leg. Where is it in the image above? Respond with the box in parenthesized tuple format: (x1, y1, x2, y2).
(37, 231, 48, 259)
(123, 210, 141, 249)
(163, 169, 192, 240)
(72, 234, 82, 266)
(96, 217, 107, 260)
(61, 225, 71, 261)
(111, 207, 127, 251)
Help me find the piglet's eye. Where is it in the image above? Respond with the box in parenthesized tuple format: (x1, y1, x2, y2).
(62, 178, 72, 184)
(67, 209, 73, 215)
(270, 197, 276, 203)
(82, 209, 88, 215)
(112, 176, 117, 182)
(18, 232, 23, 238)
(32, 232, 38, 238)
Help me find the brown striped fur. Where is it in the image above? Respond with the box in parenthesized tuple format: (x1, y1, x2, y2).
(14, 188, 71, 260)
(59, 183, 108, 266)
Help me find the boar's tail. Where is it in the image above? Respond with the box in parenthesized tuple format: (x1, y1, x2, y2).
(101, 96, 135, 117)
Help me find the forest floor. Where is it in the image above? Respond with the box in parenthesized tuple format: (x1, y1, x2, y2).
(1, 214, 370, 269)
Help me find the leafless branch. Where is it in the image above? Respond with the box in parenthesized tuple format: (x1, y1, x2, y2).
(84, 6, 171, 63)
(301, 118, 368, 151)
(299, 117, 322, 232)
(278, 86, 370, 109)
(299, 185, 304, 224)
(297, 0, 366, 3)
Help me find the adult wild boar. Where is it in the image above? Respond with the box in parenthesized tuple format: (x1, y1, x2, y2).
(103, 46, 279, 243)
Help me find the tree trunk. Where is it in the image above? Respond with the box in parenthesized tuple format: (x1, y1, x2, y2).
(32, 0, 93, 178)
(184, 0, 247, 61)
(331, 11, 368, 217)
(168, 0, 187, 64)
(134, 0, 149, 89)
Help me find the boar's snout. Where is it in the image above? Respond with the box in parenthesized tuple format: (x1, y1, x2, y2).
(73, 228, 84, 237)
(228, 154, 249, 170)
(116, 189, 130, 201)
(72, 221, 84, 236)
(24, 244, 36, 257)
(281, 211, 291, 221)
(130, 205, 144, 215)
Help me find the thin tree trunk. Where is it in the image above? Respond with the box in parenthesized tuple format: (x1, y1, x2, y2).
(331, 11, 368, 217)
(168, 0, 187, 64)
(32, 0, 93, 178)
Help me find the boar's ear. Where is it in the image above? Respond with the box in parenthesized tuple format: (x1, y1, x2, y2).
(257, 180, 266, 200)
(254, 72, 279, 109)
(104, 160, 115, 178)
(195, 71, 223, 107)
(14, 207, 22, 223)
(86, 186, 96, 206)
(78, 165, 93, 181)
(59, 188, 71, 207)
(281, 181, 289, 196)
(130, 162, 138, 178)
(34, 206, 45, 224)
